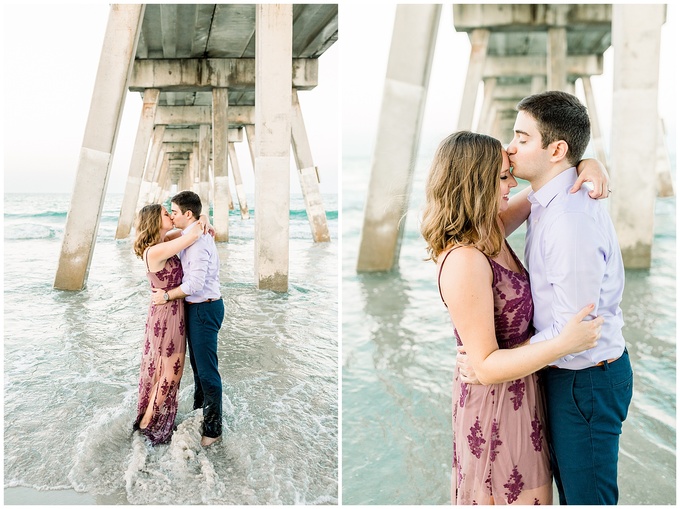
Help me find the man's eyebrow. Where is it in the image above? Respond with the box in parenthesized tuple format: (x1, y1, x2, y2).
(515, 129, 530, 136)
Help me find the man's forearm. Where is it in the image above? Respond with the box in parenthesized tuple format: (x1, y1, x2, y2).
(167, 286, 188, 301)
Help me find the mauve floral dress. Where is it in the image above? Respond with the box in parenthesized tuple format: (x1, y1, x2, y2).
(439, 243, 552, 505)
(134, 253, 187, 445)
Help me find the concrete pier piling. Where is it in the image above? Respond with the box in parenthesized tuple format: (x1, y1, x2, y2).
(357, 3, 671, 273)
(356, 4, 441, 272)
(54, 4, 338, 292)
(54, 5, 144, 291)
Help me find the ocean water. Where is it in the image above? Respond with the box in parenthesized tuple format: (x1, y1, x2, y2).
(4, 192, 338, 504)
(342, 154, 676, 505)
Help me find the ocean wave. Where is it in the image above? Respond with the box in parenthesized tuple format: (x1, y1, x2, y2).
(4, 224, 57, 240)
(5, 211, 68, 219)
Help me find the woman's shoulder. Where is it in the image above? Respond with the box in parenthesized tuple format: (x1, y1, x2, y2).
(439, 244, 487, 267)
(439, 245, 491, 280)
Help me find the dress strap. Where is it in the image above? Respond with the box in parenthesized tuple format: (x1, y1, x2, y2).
(143, 247, 151, 273)
(437, 245, 496, 307)
(437, 247, 461, 306)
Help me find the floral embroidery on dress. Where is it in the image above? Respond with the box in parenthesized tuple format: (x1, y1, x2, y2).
(508, 379, 526, 410)
(489, 419, 503, 462)
(460, 381, 469, 408)
(504, 466, 525, 504)
(467, 417, 486, 458)
(531, 407, 544, 452)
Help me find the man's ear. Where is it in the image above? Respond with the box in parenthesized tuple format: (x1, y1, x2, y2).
(548, 140, 569, 163)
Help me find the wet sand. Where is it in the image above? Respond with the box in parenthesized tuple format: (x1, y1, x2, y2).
(4, 487, 124, 505)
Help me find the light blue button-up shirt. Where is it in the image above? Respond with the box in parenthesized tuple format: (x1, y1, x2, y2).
(179, 221, 221, 303)
(525, 167, 625, 369)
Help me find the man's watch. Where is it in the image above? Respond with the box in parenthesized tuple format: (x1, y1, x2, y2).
(163, 291, 170, 302)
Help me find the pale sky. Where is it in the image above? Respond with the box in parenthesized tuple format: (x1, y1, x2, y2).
(342, 3, 678, 162)
(2, 3, 339, 196)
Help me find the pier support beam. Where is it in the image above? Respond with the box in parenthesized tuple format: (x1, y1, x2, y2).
(116, 88, 159, 239)
(547, 27, 568, 91)
(581, 76, 608, 167)
(212, 88, 230, 241)
(138, 125, 165, 209)
(254, 4, 292, 291)
(228, 142, 250, 219)
(609, 4, 665, 268)
(357, 4, 441, 272)
(457, 28, 489, 131)
(291, 89, 330, 242)
(198, 124, 211, 212)
(55, 4, 144, 290)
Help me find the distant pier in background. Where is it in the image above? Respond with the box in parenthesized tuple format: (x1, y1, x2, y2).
(54, 4, 337, 293)
(357, 4, 673, 273)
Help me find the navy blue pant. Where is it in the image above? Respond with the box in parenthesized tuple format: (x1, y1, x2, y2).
(185, 299, 224, 438)
(542, 349, 633, 505)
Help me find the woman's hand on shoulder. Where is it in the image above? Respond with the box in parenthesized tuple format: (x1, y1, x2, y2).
(572, 158, 610, 199)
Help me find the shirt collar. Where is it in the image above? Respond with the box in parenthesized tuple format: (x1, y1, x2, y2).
(527, 167, 577, 208)
(181, 220, 199, 236)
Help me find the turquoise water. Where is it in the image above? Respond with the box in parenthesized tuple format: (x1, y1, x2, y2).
(4, 192, 338, 504)
(342, 155, 676, 505)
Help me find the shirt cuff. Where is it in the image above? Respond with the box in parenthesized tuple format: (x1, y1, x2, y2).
(179, 282, 192, 296)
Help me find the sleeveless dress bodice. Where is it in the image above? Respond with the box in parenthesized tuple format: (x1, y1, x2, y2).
(452, 252, 535, 350)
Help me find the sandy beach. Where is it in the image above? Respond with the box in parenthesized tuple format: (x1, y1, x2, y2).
(4, 487, 105, 505)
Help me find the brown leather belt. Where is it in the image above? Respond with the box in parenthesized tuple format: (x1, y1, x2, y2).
(186, 297, 222, 305)
(549, 355, 621, 369)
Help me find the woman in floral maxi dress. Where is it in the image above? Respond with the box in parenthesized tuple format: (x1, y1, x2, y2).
(132, 204, 203, 445)
(420, 131, 605, 504)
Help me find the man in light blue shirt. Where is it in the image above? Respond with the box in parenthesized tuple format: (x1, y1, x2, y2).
(152, 190, 224, 447)
(507, 91, 633, 504)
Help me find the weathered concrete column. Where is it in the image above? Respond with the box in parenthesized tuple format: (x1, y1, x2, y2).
(357, 4, 441, 272)
(655, 118, 675, 198)
(115, 88, 159, 239)
(531, 75, 546, 94)
(254, 4, 293, 291)
(55, 4, 144, 290)
(138, 125, 166, 208)
(244, 124, 257, 166)
(609, 4, 665, 268)
(190, 145, 200, 196)
(547, 27, 567, 91)
(581, 76, 608, 167)
(457, 28, 489, 131)
(228, 142, 250, 219)
(212, 88, 230, 241)
(154, 152, 170, 203)
(198, 124, 211, 211)
(476, 78, 496, 134)
(291, 89, 330, 242)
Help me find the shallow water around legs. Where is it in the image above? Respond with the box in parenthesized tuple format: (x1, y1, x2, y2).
(342, 156, 676, 505)
(4, 193, 338, 504)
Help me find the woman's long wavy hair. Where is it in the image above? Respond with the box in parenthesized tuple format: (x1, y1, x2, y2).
(133, 204, 163, 259)
(421, 131, 504, 262)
